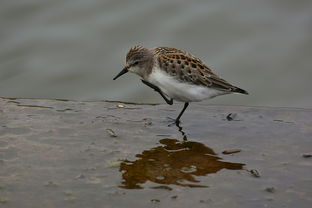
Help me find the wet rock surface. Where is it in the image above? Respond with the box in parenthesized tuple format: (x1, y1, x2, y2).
(0, 98, 311, 208)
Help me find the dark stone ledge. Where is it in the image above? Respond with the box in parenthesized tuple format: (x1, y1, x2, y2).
(0, 98, 311, 208)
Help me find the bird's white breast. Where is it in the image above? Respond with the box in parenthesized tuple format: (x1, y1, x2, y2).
(147, 67, 226, 102)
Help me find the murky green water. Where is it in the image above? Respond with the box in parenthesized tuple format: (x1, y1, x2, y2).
(0, 0, 311, 108)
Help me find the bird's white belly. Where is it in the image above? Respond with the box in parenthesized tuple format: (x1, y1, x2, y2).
(147, 69, 225, 102)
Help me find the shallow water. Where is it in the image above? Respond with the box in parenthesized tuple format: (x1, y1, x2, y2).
(1, 98, 311, 208)
(0, 0, 312, 108)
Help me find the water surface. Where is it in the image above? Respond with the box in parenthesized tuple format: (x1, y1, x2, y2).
(0, 0, 311, 108)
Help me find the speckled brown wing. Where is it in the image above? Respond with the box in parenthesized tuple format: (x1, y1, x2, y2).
(157, 53, 248, 94)
(153, 46, 202, 62)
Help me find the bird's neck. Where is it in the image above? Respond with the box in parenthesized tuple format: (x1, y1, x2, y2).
(141, 53, 155, 80)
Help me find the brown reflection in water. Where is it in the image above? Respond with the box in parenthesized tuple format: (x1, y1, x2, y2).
(119, 138, 245, 189)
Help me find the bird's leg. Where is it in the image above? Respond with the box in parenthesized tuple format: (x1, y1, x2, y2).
(175, 102, 189, 124)
(141, 80, 173, 105)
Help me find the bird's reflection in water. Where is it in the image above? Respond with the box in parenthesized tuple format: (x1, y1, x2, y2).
(119, 123, 245, 189)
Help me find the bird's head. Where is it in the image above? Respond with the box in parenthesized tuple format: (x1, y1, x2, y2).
(113, 45, 153, 80)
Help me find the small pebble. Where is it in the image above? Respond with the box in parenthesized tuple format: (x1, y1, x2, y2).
(171, 195, 178, 199)
(143, 118, 153, 126)
(106, 129, 117, 137)
(117, 104, 125, 108)
(226, 113, 237, 121)
(265, 187, 275, 193)
(248, 169, 260, 178)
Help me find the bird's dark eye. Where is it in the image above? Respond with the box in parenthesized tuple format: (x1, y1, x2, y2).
(133, 61, 139, 66)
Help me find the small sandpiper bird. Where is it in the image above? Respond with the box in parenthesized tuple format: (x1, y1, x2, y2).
(113, 45, 248, 124)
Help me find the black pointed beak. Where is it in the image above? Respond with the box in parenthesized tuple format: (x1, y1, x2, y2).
(113, 67, 128, 80)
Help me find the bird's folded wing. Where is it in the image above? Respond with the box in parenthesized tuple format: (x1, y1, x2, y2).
(157, 53, 238, 92)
